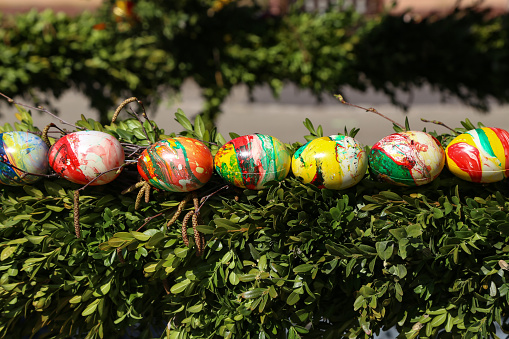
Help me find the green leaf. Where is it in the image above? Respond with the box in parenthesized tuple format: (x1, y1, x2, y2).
(175, 110, 193, 131)
(240, 288, 266, 299)
(293, 264, 314, 273)
(82, 299, 100, 316)
(286, 291, 300, 306)
(430, 313, 447, 328)
(194, 115, 205, 138)
(0, 246, 16, 261)
(375, 241, 393, 260)
(229, 272, 239, 285)
(187, 303, 203, 313)
(170, 279, 191, 294)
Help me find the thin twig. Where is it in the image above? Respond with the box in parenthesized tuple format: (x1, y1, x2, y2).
(420, 118, 458, 134)
(77, 164, 129, 192)
(136, 212, 164, 232)
(0, 158, 57, 179)
(0, 92, 83, 130)
(335, 94, 405, 130)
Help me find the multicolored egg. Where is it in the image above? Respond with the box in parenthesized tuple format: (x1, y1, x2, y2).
(445, 127, 509, 183)
(137, 137, 213, 192)
(292, 135, 367, 190)
(49, 131, 125, 185)
(368, 131, 445, 186)
(0, 131, 49, 186)
(214, 134, 291, 190)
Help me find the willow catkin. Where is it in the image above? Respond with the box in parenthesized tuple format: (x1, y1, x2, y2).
(144, 181, 151, 203)
(73, 190, 81, 238)
(41, 123, 54, 148)
(112, 97, 138, 123)
(192, 213, 203, 256)
(181, 211, 193, 247)
(121, 180, 145, 195)
(116, 248, 125, 264)
(166, 194, 191, 228)
(135, 184, 146, 210)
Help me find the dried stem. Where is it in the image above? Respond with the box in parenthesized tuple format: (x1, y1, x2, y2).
(335, 94, 405, 130)
(0, 92, 83, 130)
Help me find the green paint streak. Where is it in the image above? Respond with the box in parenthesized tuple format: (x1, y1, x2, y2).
(474, 128, 496, 158)
(369, 149, 414, 186)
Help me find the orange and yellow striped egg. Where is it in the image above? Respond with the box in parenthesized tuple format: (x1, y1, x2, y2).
(138, 137, 214, 192)
(291, 135, 367, 190)
(445, 127, 509, 183)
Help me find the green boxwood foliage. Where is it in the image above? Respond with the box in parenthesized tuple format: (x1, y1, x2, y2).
(0, 103, 507, 339)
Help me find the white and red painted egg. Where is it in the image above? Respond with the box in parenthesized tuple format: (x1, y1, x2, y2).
(49, 131, 125, 185)
(368, 131, 445, 186)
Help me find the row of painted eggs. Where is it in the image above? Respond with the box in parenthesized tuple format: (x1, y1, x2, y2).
(1, 127, 509, 191)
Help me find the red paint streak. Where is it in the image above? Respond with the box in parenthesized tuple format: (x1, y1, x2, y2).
(373, 134, 416, 171)
(447, 142, 482, 182)
(490, 127, 509, 177)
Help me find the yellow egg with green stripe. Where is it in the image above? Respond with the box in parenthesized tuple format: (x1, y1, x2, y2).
(445, 127, 509, 183)
(292, 135, 367, 190)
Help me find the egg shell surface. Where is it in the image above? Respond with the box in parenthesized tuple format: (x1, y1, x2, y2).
(49, 131, 125, 185)
(292, 135, 367, 190)
(445, 127, 509, 183)
(137, 137, 213, 192)
(214, 134, 291, 190)
(368, 131, 445, 186)
(0, 131, 49, 186)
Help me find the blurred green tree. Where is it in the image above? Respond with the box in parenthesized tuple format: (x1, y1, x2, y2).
(0, 1, 508, 126)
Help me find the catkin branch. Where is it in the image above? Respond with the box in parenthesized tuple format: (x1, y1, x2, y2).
(73, 190, 81, 238)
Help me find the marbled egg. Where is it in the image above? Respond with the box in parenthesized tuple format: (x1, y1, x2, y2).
(368, 131, 445, 186)
(292, 135, 367, 190)
(214, 134, 291, 190)
(0, 131, 49, 186)
(138, 137, 213, 192)
(445, 127, 509, 183)
(49, 131, 125, 185)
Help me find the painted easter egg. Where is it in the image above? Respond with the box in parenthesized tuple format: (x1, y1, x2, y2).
(445, 127, 509, 183)
(291, 135, 367, 190)
(214, 134, 291, 190)
(368, 131, 445, 186)
(137, 137, 214, 192)
(49, 131, 125, 185)
(0, 131, 49, 186)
